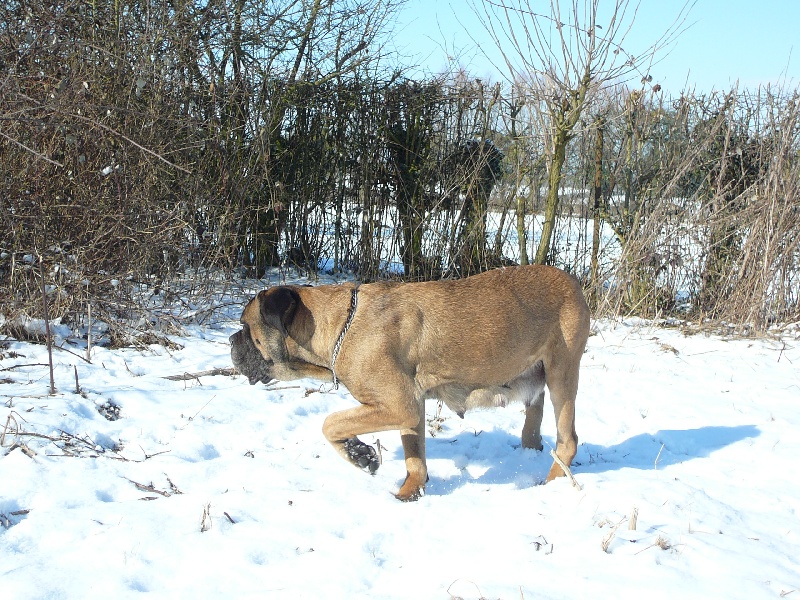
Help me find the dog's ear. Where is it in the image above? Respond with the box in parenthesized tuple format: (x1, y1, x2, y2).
(258, 287, 299, 337)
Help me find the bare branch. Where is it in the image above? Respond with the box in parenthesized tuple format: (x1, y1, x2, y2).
(0, 131, 63, 168)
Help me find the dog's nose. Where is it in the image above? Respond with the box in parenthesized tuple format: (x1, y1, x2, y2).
(229, 330, 241, 345)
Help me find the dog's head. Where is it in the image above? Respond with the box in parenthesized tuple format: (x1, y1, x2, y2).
(229, 287, 300, 385)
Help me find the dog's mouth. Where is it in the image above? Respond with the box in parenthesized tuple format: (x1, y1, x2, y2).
(237, 361, 274, 385)
(244, 370, 273, 386)
(230, 328, 274, 386)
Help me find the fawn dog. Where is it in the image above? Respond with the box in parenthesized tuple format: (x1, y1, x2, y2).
(230, 265, 590, 501)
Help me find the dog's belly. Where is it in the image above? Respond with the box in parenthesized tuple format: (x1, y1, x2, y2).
(424, 361, 545, 418)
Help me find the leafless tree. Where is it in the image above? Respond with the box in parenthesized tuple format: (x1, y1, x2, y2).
(471, 0, 693, 264)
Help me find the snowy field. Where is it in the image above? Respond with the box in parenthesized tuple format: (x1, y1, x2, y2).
(1, 276, 799, 599)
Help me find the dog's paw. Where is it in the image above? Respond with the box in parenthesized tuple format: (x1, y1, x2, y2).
(521, 438, 544, 452)
(394, 473, 428, 502)
(344, 438, 379, 474)
(394, 487, 424, 502)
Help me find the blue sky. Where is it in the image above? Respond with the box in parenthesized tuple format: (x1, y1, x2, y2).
(390, 0, 798, 93)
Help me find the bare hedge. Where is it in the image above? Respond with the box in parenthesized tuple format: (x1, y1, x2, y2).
(1, 0, 798, 337)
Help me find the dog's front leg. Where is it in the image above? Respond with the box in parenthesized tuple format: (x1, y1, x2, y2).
(521, 390, 545, 452)
(270, 359, 333, 383)
(397, 415, 427, 501)
(321, 392, 425, 500)
(321, 405, 388, 476)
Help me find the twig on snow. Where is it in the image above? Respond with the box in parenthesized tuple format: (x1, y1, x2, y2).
(655, 443, 665, 469)
(634, 535, 675, 555)
(165, 475, 183, 495)
(601, 517, 627, 553)
(549, 449, 583, 490)
(446, 579, 485, 600)
(86, 303, 92, 362)
(73, 365, 83, 396)
(138, 445, 171, 460)
(0, 363, 51, 372)
(200, 503, 212, 532)
(1, 509, 32, 529)
(162, 367, 237, 381)
(1, 412, 21, 447)
(375, 439, 385, 466)
(52, 342, 92, 364)
(125, 478, 171, 497)
(629, 507, 639, 530)
(177, 395, 217, 430)
(39, 265, 56, 395)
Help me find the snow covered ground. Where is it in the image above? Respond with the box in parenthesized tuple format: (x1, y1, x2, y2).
(1, 279, 799, 599)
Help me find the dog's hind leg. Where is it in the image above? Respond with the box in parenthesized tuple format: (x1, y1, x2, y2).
(543, 361, 579, 482)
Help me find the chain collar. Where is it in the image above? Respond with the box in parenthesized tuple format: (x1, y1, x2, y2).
(330, 286, 359, 390)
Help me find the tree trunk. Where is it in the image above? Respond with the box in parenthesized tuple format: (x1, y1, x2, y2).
(535, 128, 568, 265)
(516, 194, 529, 265)
(459, 183, 490, 274)
(591, 118, 605, 299)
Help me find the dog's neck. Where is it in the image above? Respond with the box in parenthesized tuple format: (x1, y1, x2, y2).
(283, 284, 358, 373)
(330, 286, 359, 389)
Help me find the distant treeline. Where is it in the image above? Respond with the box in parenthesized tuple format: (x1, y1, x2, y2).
(1, 0, 798, 335)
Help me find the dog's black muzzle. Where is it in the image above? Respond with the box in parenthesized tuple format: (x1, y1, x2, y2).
(230, 328, 274, 385)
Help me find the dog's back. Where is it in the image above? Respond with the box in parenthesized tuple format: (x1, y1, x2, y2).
(352, 265, 590, 391)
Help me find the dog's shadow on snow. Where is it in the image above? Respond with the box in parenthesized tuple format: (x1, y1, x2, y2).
(408, 424, 760, 497)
